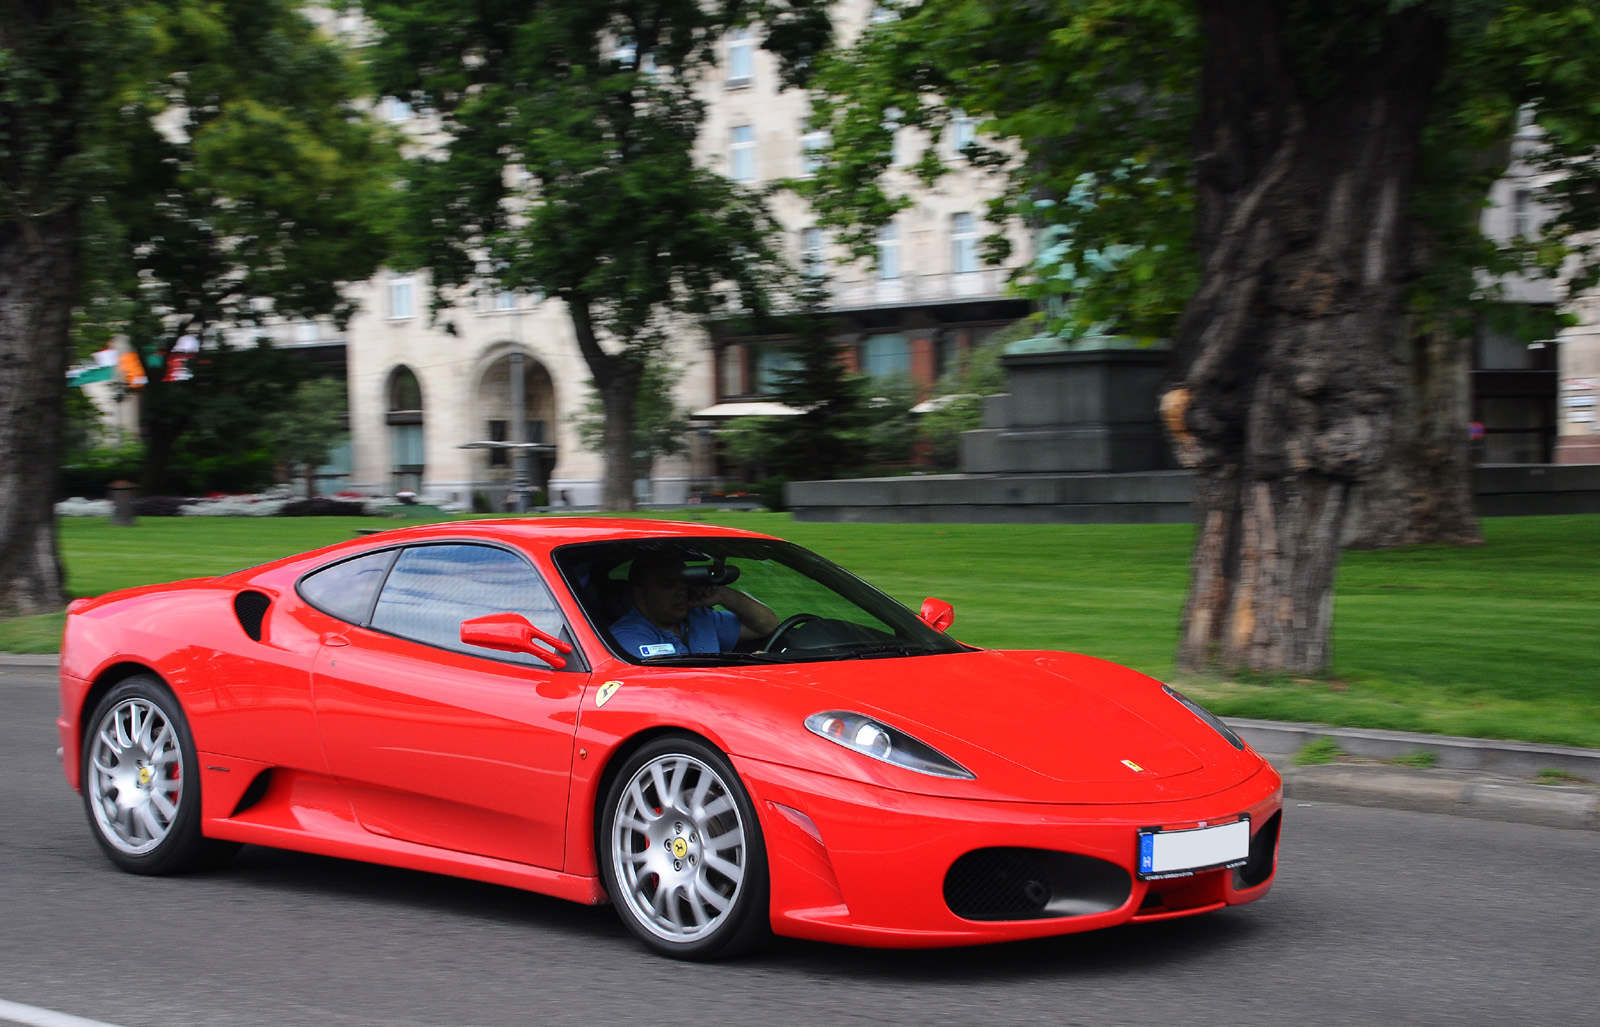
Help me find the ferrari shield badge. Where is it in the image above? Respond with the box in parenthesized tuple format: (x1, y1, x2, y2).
(595, 680, 623, 707)
(1121, 759, 1147, 773)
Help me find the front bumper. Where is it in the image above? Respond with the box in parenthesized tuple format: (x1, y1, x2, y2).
(735, 755, 1282, 948)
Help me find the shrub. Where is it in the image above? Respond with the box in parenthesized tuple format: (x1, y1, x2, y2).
(279, 497, 368, 517)
(132, 496, 196, 517)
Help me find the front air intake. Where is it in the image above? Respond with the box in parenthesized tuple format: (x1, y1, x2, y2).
(944, 848, 1131, 922)
(233, 590, 272, 641)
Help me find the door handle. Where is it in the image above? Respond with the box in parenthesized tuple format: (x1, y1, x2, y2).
(321, 632, 350, 647)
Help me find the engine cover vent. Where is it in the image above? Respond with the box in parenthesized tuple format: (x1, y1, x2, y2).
(233, 590, 272, 641)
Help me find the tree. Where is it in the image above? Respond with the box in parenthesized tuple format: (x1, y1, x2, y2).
(359, 0, 832, 510)
(1, 0, 395, 617)
(573, 349, 693, 492)
(806, 0, 1600, 674)
(263, 379, 350, 498)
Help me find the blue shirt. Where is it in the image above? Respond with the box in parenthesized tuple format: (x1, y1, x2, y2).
(611, 605, 740, 659)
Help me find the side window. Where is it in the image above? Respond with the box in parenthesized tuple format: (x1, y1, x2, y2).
(298, 549, 398, 625)
(370, 544, 569, 665)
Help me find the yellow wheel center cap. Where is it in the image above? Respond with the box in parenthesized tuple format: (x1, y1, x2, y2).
(671, 837, 689, 859)
(138, 766, 153, 786)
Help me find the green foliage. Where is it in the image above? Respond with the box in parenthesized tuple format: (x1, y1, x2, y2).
(918, 317, 1032, 468)
(262, 379, 349, 480)
(357, 1, 831, 505)
(154, 342, 314, 494)
(573, 353, 692, 466)
(805, 0, 1600, 346)
(58, 440, 146, 501)
(1294, 738, 1345, 766)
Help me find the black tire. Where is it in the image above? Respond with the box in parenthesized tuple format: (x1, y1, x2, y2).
(598, 735, 770, 960)
(80, 675, 239, 875)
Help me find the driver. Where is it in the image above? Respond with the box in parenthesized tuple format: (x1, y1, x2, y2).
(610, 557, 779, 659)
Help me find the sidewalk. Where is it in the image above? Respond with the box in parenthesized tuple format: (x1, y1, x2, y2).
(6, 653, 1595, 831)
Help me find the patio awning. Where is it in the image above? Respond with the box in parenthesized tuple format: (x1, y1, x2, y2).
(690, 401, 803, 419)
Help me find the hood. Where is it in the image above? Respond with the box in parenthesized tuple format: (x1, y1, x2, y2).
(744, 649, 1264, 804)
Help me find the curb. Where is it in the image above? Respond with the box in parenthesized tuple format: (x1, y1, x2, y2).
(1230, 719, 1599, 832)
(0, 653, 59, 668)
(1274, 763, 1599, 832)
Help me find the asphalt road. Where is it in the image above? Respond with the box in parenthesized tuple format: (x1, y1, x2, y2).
(3, 664, 1594, 1027)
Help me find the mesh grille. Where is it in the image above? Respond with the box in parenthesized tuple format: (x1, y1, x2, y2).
(944, 847, 1130, 922)
(233, 590, 272, 641)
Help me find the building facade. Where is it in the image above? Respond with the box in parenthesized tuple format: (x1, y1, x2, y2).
(326, 1, 1032, 507)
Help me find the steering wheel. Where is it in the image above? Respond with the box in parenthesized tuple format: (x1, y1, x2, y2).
(764, 613, 820, 653)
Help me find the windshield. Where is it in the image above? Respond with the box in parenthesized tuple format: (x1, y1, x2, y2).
(553, 537, 968, 665)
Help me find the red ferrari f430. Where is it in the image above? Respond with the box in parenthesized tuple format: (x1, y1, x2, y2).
(58, 519, 1281, 959)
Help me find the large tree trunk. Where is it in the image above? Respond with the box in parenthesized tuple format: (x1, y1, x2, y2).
(1346, 322, 1480, 548)
(0, 212, 78, 617)
(566, 295, 641, 511)
(1163, 0, 1449, 675)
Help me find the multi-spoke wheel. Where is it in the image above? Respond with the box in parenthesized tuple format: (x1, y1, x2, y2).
(599, 736, 769, 960)
(81, 675, 236, 874)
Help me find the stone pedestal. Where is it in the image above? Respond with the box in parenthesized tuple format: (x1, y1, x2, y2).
(960, 349, 1174, 473)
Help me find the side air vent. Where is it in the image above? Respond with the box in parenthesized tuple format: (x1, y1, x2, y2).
(944, 848, 1131, 922)
(1234, 810, 1281, 889)
(233, 590, 272, 641)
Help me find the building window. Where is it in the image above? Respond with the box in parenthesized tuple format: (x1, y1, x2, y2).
(719, 346, 745, 398)
(387, 366, 425, 493)
(951, 111, 978, 156)
(726, 28, 752, 86)
(1512, 189, 1532, 238)
(381, 96, 412, 122)
(876, 222, 900, 281)
(800, 122, 828, 175)
(860, 333, 910, 379)
(801, 227, 825, 277)
(730, 124, 756, 182)
(951, 212, 978, 274)
(389, 274, 414, 319)
(495, 289, 517, 311)
(294, 319, 319, 344)
(884, 107, 905, 166)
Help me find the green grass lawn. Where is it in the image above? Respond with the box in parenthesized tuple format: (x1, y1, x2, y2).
(4, 512, 1596, 748)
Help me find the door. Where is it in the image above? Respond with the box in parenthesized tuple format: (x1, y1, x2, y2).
(310, 543, 586, 870)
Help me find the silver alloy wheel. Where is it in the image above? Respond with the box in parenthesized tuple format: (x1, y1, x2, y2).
(610, 753, 748, 944)
(87, 696, 185, 855)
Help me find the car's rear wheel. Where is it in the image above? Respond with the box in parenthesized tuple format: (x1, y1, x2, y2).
(82, 675, 238, 874)
(599, 736, 769, 960)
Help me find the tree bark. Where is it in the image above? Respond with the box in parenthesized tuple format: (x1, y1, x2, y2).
(1164, 0, 1449, 675)
(1345, 322, 1480, 548)
(0, 211, 77, 617)
(565, 295, 641, 511)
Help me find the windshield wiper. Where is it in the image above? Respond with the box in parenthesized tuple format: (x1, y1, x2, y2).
(811, 642, 943, 660)
(640, 651, 790, 666)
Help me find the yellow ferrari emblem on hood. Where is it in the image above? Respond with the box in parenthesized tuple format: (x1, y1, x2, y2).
(1121, 759, 1146, 773)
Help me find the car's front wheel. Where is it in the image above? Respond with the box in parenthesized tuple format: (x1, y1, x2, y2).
(599, 736, 770, 960)
(81, 675, 238, 874)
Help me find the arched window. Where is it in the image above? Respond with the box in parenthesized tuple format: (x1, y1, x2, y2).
(387, 366, 425, 493)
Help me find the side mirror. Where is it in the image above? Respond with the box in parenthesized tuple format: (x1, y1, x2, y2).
(460, 613, 574, 669)
(918, 597, 955, 633)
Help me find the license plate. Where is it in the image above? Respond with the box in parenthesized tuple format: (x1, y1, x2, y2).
(1138, 817, 1250, 879)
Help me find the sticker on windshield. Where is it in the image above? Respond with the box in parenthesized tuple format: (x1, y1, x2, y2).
(639, 643, 677, 657)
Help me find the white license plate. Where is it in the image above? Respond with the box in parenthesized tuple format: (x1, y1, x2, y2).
(1138, 817, 1250, 879)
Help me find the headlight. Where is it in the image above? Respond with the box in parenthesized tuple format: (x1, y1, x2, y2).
(805, 711, 975, 779)
(1163, 686, 1245, 750)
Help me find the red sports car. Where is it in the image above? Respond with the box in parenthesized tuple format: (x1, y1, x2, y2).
(58, 519, 1281, 959)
